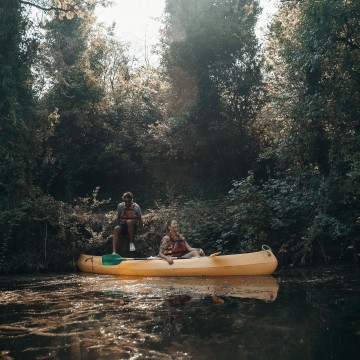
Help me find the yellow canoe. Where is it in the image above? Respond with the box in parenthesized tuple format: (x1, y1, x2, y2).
(77, 247, 278, 276)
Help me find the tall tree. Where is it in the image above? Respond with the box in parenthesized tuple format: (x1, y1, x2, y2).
(86, 25, 164, 200)
(0, 0, 52, 265)
(264, 0, 360, 207)
(152, 0, 263, 189)
(39, 1, 106, 201)
(0, 0, 39, 208)
(234, 0, 360, 262)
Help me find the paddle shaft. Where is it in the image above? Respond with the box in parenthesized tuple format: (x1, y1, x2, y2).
(120, 253, 221, 260)
(104, 253, 221, 266)
(122, 257, 158, 260)
(209, 251, 221, 258)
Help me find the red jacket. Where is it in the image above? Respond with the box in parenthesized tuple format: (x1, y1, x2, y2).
(166, 234, 187, 257)
(119, 202, 139, 221)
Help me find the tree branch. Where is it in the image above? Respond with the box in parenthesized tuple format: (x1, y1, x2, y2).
(19, 0, 78, 13)
(20, 1, 60, 12)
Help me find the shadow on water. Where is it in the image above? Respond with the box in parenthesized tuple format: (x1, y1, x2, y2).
(0, 266, 359, 359)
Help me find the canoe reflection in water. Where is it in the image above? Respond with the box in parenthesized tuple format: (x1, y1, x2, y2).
(105, 275, 280, 338)
(146, 276, 280, 337)
(110, 275, 279, 302)
(165, 295, 194, 333)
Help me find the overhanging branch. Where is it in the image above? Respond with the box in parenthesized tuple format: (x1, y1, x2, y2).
(19, 0, 79, 13)
(20, 0, 60, 12)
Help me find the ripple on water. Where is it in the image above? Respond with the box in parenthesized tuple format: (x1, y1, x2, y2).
(1, 268, 360, 359)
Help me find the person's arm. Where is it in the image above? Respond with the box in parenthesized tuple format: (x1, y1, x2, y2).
(117, 203, 123, 222)
(159, 236, 174, 265)
(185, 240, 205, 256)
(159, 247, 174, 265)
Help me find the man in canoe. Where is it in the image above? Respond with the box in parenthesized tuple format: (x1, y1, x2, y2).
(112, 191, 143, 253)
(159, 219, 205, 265)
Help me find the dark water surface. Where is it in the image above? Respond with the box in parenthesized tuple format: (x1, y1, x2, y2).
(1, 267, 359, 359)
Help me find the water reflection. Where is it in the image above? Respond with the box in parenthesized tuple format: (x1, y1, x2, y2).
(102, 275, 279, 301)
(0, 268, 359, 359)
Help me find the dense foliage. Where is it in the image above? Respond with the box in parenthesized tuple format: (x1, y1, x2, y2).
(147, 0, 263, 189)
(243, 0, 360, 264)
(0, 0, 359, 273)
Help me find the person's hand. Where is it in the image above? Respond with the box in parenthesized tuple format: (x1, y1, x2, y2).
(199, 248, 205, 256)
(167, 256, 174, 265)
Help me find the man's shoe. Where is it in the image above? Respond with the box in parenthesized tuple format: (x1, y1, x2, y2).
(129, 243, 136, 252)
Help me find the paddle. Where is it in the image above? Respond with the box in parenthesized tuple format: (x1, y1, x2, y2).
(103, 251, 221, 265)
(209, 251, 221, 258)
(102, 253, 158, 265)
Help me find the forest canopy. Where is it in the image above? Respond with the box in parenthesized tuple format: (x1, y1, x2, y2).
(0, 0, 359, 273)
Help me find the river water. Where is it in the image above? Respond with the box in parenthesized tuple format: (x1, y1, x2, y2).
(0, 266, 359, 359)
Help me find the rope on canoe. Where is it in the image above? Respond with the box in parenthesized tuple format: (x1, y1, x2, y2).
(85, 256, 94, 271)
(261, 245, 272, 256)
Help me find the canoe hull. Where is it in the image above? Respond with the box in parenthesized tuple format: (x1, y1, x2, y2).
(77, 249, 278, 276)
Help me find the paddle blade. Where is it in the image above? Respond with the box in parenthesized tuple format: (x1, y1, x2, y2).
(209, 251, 221, 258)
(102, 253, 124, 265)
